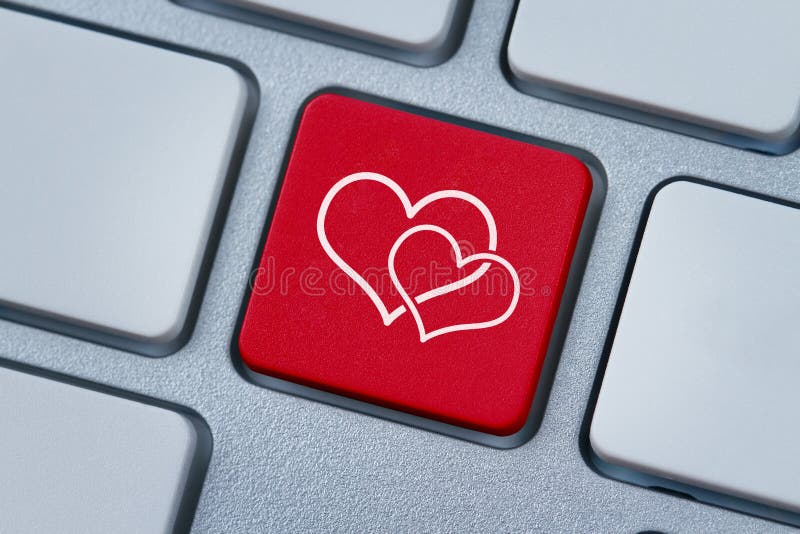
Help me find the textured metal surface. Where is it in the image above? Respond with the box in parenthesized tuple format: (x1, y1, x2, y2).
(4, 1, 799, 532)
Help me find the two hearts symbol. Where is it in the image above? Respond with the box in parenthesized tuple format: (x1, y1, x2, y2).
(317, 172, 520, 342)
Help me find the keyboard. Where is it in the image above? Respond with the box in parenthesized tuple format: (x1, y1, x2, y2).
(2, 1, 799, 532)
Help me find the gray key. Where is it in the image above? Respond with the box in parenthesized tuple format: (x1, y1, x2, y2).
(507, 0, 800, 153)
(0, 363, 211, 534)
(590, 180, 800, 526)
(0, 7, 254, 355)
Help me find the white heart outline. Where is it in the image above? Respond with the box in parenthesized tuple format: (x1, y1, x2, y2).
(388, 224, 520, 342)
(317, 172, 497, 325)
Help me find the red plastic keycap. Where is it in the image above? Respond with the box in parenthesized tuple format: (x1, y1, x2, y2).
(239, 93, 592, 436)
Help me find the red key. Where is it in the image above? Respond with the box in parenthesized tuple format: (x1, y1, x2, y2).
(238, 93, 593, 442)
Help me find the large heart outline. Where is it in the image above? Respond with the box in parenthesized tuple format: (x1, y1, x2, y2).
(317, 172, 497, 325)
(388, 224, 520, 342)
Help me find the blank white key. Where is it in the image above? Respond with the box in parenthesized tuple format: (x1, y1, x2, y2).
(591, 180, 800, 525)
(507, 1, 800, 152)
(0, 364, 208, 534)
(179, 0, 464, 65)
(0, 7, 251, 354)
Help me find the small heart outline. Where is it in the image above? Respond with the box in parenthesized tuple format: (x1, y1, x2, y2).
(388, 224, 520, 342)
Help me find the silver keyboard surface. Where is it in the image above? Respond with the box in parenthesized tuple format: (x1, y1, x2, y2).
(4, 1, 800, 532)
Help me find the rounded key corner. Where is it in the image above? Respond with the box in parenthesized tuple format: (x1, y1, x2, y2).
(748, 106, 800, 146)
(298, 89, 386, 118)
(121, 314, 197, 358)
(148, 404, 208, 454)
(478, 420, 540, 450)
(170, 407, 200, 439)
(177, 406, 215, 456)
(135, 312, 190, 349)
(641, 177, 727, 217)
(122, 315, 202, 357)
(504, 47, 523, 84)
(235, 331, 262, 373)
(649, 176, 701, 199)
(300, 90, 348, 114)
(399, 23, 451, 56)
(393, 0, 470, 59)
(476, 395, 539, 440)
(534, 142, 598, 195)
(473, 390, 554, 448)
(569, 156, 596, 196)
(504, 37, 536, 89)
(135, 395, 214, 472)
(487, 414, 528, 439)
(218, 58, 260, 103)
(585, 420, 617, 470)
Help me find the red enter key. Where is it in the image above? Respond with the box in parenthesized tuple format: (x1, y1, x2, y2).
(238, 92, 594, 445)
